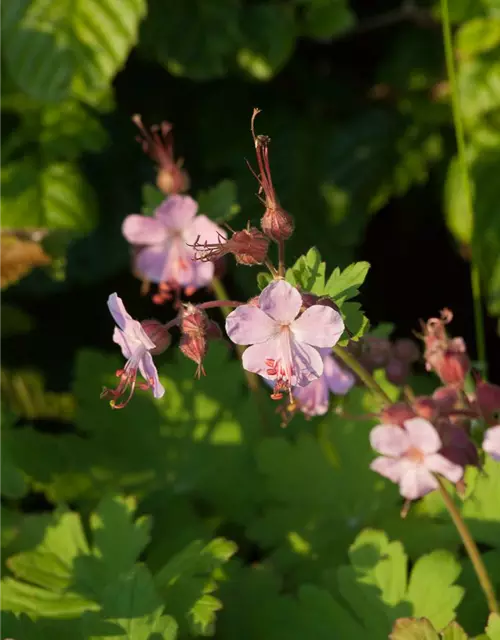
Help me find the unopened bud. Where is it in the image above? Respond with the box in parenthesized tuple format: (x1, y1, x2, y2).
(157, 166, 189, 195)
(393, 338, 420, 363)
(380, 402, 416, 426)
(412, 396, 438, 421)
(206, 320, 222, 340)
(180, 333, 207, 378)
(385, 358, 410, 386)
(439, 422, 479, 468)
(476, 379, 500, 424)
(261, 207, 294, 243)
(181, 304, 208, 336)
(423, 310, 469, 388)
(141, 319, 171, 355)
(362, 336, 392, 369)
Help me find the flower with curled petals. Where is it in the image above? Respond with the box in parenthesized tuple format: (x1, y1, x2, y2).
(101, 293, 165, 408)
(483, 425, 500, 461)
(369, 417, 463, 500)
(122, 195, 224, 294)
(226, 279, 344, 398)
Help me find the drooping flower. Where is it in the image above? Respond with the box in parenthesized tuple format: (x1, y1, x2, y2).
(101, 293, 165, 408)
(422, 309, 469, 387)
(226, 279, 344, 398)
(483, 425, 500, 461)
(370, 417, 463, 500)
(122, 195, 225, 295)
(292, 350, 355, 417)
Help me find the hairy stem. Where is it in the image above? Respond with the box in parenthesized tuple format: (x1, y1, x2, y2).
(440, 0, 487, 376)
(332, 345, 393, 406)
(437, 477, 499, 613)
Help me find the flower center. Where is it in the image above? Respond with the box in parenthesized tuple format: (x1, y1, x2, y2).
(406, 446, 425, 463)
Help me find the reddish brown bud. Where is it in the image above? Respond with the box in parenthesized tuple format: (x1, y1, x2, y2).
(380, 402, 416, 426)
(476, 379, 500, 424)
(250, 109, 294, 243)
(438, 421, 479, 468)
(385, 358, 410, 386)
(393, 338, 420, 363)
(362, 336, 392, 369)
(301, 293, 339, 312)
(432, 386, 460, 414)
(192, 226, 269, 266)
(412, 396, 438, 421)
(180, 304, 208, 336)
(140, 319, 171, 356)
(180, 333, 207, 378)
(132, 114, 189, 195)
(423, 310, 469, 387)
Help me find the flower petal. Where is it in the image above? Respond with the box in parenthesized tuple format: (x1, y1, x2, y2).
(293, 377, 330, 417)
(242, 338, 281, 380)
(139, 351, 165, 399)
(370, 424, 410, 456)
(290, 339, 324, 387)
(399, 463, 437, 500)
(136, 246, 168, 283)
(189, 260, 215, 290)
(113, 327, 133, 358)
(483, 425, 500, 461)
(323, 354, 356, 395)
(291, 305, 344, 347)
(404, 417, 442, 454)
(122, 214, 166, 246)
(108, 293, 133, 331)
(259, 280, 302, 324)
(184, 214, 226, 246)
(370, 456, 404, 483)
(425, 453, 463, 483)
(226, 305, 277, 345)
(156, 195, 198, 230)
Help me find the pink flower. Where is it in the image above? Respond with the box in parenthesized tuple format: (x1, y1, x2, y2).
(226, 280, 344, 397)
(369, 417, 463, 500)
(483, 425, 500, 461)
(293, 350, 355, 417)
(122, 195, 224, 293)
(101, 293, 165, 408)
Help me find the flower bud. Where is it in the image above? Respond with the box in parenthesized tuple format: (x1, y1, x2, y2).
(412, 396, 438, 421)
(423, 310, 469, 388)
(432, 386, 459, 414)
(261, 207, 294, 243)
(380, 402, 416, 426)
(476, 380, 500, 424)
(180, 333, 207, 378)
(393, 338, 420, 363)
(140, 319, 171, 355)
(438, 422, 479, 468)
(362, 336, 392, 369)
(181, 304, 208, 336)
(432, 342, 470, 388)
(206, 320, 222, 340)
(385, 358, 410, 386)
(157, 165, 189, 195)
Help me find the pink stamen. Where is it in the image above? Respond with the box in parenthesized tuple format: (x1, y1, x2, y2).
(100, 349, 149, 409)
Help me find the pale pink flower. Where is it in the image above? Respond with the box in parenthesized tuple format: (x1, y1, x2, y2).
(370, 417, 463, 500)
(483, 425, 500, 461)
(293, 350, 355, 417)
(101, 293, 165, 408)
(226, 280, 344, 396)
(122, 195, 224, 292)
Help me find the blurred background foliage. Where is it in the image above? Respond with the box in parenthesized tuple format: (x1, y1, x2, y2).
(3, 0, 500, 637)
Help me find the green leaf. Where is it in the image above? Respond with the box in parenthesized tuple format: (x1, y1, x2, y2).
(390, 617, 440, 640)
(324, 261, 371, 304)
(3, 0, 146, 104)
(197, 179, 241, 224)
(300, 0, 355, 40)
(257, 271, 273, 290)
(486, 613, 500, 639)
(441, 621, 469, 640)
(457, 18, 500, 57)
(237, 5, 296, 81)
(142, 183, 165, 216)
(1, 160, 97, 232)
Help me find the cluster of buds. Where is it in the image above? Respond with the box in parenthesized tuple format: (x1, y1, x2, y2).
(422, 309, 470, 387)
(133, 115, 189, 195)
(349, 335, 420, 386)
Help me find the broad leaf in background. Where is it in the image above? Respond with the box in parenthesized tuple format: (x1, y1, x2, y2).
(197, 179, 241, 224)
(2, 0, 146, 105)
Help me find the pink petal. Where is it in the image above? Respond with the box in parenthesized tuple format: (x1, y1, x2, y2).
(136, 246, 168, 283)
(291, 306, 344, 347)
(483, 425, 500, 461)
(189, 260, 215, 290)
(155, 195, 198, 230)
(259, 280, 302, 324)
(404, 417, 441, 454)
(113, 327, 133, 359)
(370, 456, 404, 483)
(108, 293, 133, 331)
(122, 214, 166, 246)
(425, 453, 463, 483)
(184, 214, 226, 246)
(290, 339, 324, 387)
(399, 463, 437, 500)
(226, 305, 277, 345)
(293, 377, 330, 417)
(323, 354, 355, 395)
(139, 351, 165, 399)
(370, 424, 410, 456)
(163, 240, 196, 287)
(242, 338, 281, 381)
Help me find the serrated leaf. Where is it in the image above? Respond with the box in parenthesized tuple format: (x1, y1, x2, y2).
(1, 160, 97, 232)
(197, 180, 241, 224)
(3, 0, 146, 104)
(390, 617, 440, 640)
(486, 613, 500, 639)
(324, 261, 371, 303)
(441, 621, 469, 640)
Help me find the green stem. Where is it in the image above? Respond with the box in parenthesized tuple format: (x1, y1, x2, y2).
(440, 0, 487, 376)
(332, 345, 393, 406)
(437, 477, 499, 614)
